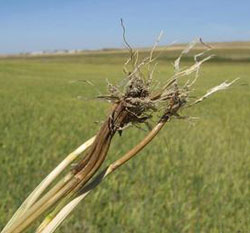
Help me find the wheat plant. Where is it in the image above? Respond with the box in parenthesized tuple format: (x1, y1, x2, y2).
(1, 21, 238, 233)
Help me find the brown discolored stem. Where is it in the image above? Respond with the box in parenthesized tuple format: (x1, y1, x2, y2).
(6, 102, 130, 233)
(37, 113, 174, 233)
(79, 113, 171, 196)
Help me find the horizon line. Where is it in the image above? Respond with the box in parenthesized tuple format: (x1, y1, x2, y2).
(0, 40, 249, 57)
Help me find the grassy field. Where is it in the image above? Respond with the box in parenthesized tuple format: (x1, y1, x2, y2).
(0, 46, 250, 233)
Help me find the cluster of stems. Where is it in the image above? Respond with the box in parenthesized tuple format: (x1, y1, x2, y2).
(3, 82, 185, 233)
(1, 33, 238, 233)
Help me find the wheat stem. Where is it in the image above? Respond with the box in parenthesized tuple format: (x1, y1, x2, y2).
(1, 137, 95, 233)
(40, 118, 168, 233)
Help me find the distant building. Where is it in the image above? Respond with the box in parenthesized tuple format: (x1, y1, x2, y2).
(30, 51, 44, 55)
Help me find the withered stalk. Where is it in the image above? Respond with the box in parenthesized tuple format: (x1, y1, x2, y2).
(5, 102, 132, 233)
(37, 104, 183, 233)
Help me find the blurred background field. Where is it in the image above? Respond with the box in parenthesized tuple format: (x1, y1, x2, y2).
(0, 44, 250, 233)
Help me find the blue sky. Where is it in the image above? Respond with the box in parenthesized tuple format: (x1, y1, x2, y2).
(0, 0, 249, 54)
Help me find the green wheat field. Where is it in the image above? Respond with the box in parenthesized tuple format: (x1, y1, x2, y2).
(0, 44, 250, 233)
